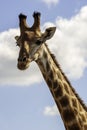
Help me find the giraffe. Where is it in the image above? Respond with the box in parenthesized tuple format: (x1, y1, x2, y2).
(15, 12, 87, 130)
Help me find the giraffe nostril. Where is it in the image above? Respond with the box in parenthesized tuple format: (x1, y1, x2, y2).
(18, 57, 27, 62)
(18, 58, 22, 62)
(23, 57, 27, 62)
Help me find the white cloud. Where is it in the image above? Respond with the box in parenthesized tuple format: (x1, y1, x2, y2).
(0, 6, 87, 86)
(43, 105, 59, 116)
(42, 0, 59, 7)
(45, 6, 87, 79)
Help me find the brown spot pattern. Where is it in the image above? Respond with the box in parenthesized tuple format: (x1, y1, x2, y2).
(84, 124, 87, 130)
(59, 95, 69, 108)
(46, 61, 50, 72)
(54, 84, 63, 98)
(53, 80, 58, 89)
(47, 78, 52, 88)
(49, 70, 54, 79)
(63, 109, 75, 122)
(68, 123, 80, 130)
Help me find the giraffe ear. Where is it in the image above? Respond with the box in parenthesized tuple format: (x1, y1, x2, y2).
(42, 27, 56, 42)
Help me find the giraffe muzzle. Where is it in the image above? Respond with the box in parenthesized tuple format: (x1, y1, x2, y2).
(17, 57, 30, 70)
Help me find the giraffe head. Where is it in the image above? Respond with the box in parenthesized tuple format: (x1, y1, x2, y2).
(15, 12, 56, 70)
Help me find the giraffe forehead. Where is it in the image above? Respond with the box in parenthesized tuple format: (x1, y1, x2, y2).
(23, 31, 35, 40)
(24, 30, 41, 40)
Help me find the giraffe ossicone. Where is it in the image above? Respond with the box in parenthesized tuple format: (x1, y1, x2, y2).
(15, 12, 87, 130)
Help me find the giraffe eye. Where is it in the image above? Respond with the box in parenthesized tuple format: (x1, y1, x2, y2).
(16, 42, 20, 47)
(36, 40, 42, 45)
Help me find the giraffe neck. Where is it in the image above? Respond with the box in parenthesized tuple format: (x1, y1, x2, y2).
(36, 44, 87, 130)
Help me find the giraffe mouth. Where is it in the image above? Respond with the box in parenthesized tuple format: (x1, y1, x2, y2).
(17, 59, 30, 70)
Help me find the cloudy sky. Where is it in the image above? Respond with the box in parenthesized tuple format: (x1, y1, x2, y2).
(0, 0, 87, 130)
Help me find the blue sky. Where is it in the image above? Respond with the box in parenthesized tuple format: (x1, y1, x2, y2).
(0, 0, 87, 130)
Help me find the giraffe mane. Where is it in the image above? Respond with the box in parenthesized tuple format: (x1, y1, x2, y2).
(45, 43, 87, 112)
